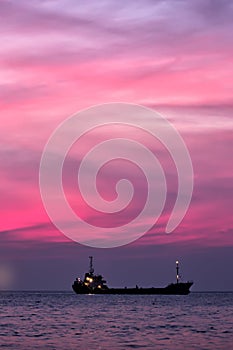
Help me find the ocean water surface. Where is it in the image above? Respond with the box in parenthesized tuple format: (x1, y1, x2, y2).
(0, 291, 232, 349)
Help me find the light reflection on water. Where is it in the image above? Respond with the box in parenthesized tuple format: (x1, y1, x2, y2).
(0, 292, 232, 349)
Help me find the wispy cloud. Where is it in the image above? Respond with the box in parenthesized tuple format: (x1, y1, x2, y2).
(0, 0, 232, 262)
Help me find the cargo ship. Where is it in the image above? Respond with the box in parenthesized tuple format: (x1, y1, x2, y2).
(72, 257, 193, 295)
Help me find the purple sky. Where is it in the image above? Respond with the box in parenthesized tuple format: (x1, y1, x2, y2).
(0, 0, 233, 291)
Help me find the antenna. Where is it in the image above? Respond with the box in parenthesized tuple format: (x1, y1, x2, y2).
(176, 260, 179, 284)
(89, 256, 94, 275)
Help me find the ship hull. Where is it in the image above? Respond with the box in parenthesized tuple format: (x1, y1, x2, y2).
(72, 282, 193, 295)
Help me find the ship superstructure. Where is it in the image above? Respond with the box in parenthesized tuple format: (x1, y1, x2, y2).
(72, 256, 108, 294)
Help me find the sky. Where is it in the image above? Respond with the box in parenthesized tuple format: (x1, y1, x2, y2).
(0, 0, 233, 291)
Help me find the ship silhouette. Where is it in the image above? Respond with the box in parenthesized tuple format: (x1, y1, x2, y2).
(72, 257, 193, 295)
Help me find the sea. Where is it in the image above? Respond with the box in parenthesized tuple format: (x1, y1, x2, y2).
(0, 292, 232, 349)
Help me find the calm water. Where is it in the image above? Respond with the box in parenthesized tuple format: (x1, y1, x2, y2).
(0, 292, 232, 349)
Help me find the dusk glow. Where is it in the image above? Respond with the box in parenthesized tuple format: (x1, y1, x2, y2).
(0, 0, 233, 291)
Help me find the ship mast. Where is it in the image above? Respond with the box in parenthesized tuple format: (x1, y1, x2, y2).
(176, 260, 179, 284)
(89, 256, 94, 275)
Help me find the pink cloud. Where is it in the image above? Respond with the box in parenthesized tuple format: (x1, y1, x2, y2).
(0, 1, 232, 258)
